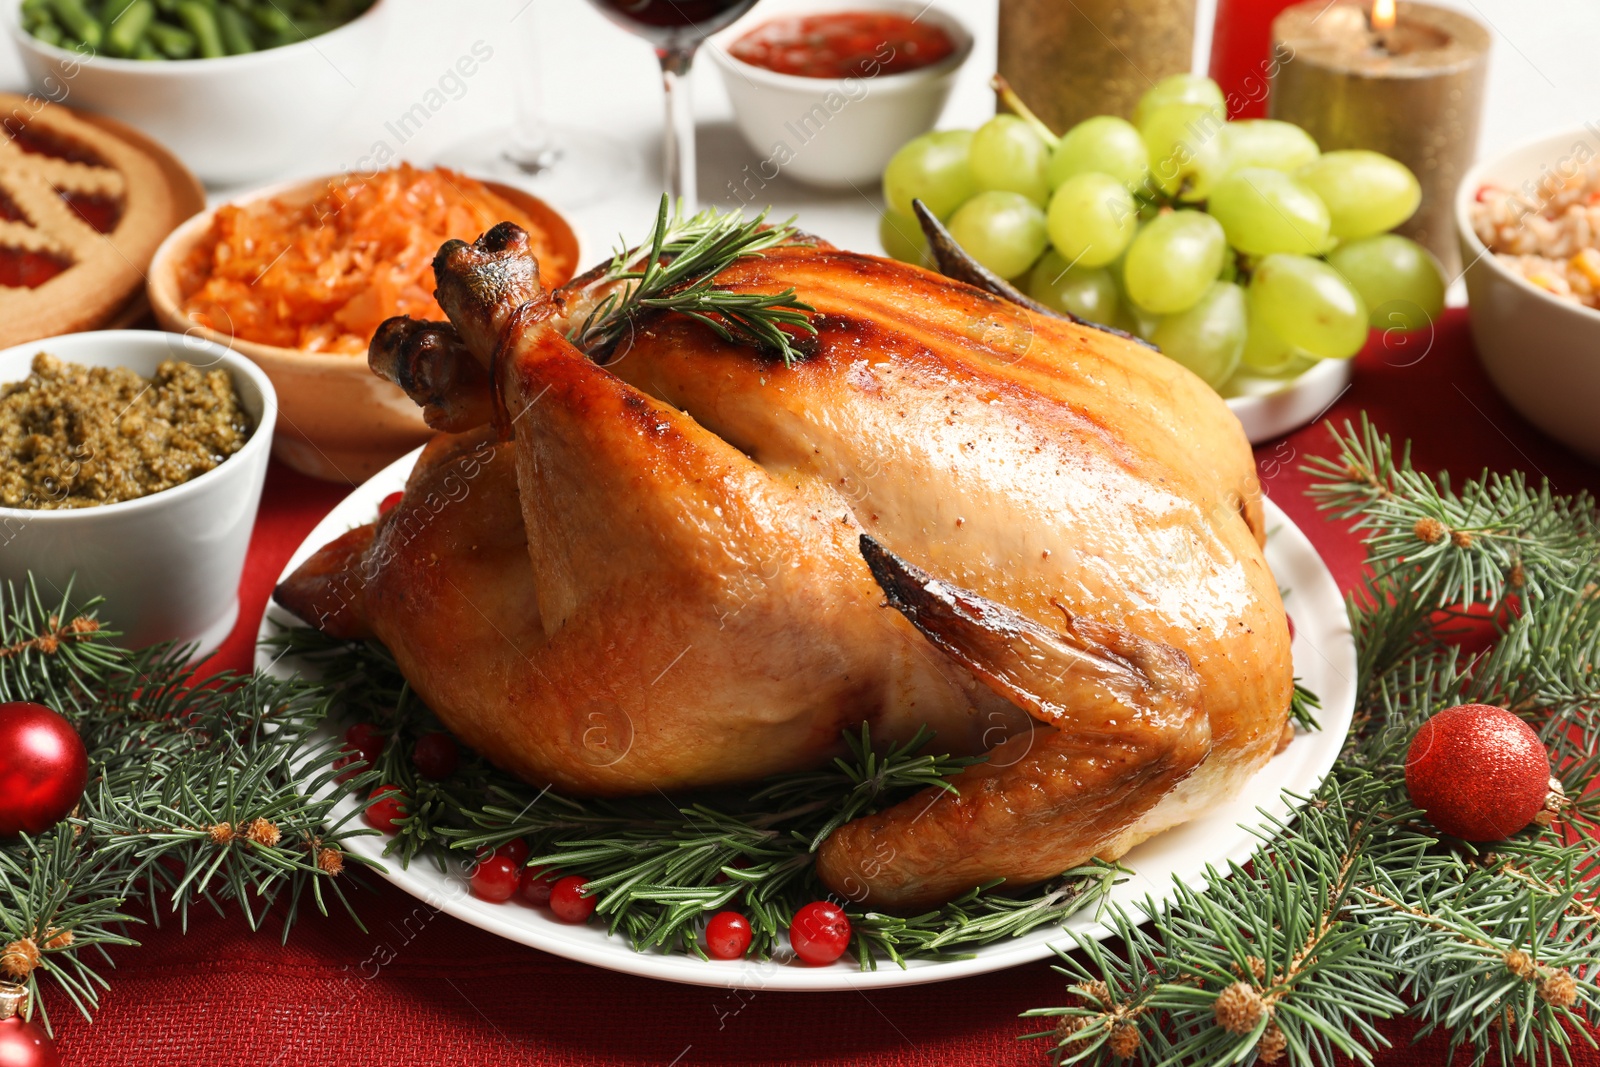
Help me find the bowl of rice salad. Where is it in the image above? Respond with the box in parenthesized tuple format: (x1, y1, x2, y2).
(1458, 125, 1600, 463)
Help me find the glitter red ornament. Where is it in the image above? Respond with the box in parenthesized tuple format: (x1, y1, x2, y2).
(1404, 704, 1561, 841)
(0, 984, 59, 1067)
(0, 703, 88, 839)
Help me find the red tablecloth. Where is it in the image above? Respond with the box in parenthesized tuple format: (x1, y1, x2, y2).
(47, 309, 1600, 1066)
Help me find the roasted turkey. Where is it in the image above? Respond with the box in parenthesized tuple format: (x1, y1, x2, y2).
(276, 216, 1293, 912)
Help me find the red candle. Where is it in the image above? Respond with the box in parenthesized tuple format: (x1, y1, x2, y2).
(1209, 0, 1301, 118)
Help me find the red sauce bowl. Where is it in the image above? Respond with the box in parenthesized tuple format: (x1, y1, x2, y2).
(708, 1, 972, 188)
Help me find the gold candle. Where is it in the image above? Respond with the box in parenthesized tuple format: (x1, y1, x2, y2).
(1269, 0, 1490, 274)
(997, 0, 1196, 133)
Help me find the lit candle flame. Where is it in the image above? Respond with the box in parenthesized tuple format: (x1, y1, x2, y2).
(1371, 0, 1397, 33)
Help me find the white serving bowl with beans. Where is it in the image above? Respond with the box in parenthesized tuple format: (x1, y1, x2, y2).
(5, 0, 389, 185)
(0, 330, 276, 655)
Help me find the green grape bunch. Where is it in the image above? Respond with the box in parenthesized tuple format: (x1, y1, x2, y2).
(878, 74, 1446, 395)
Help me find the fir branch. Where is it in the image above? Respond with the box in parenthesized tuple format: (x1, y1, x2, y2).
(1303, 415, 1598, 608)
(0, 577, 121, 715)
(564, 195, 817, 365)
(0, 584, 364, 1031)
(1025, 419, 1600, 1067)
(1289, 681, 1322, 733)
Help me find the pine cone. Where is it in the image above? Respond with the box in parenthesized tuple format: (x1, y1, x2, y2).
(1413, 517, 1447, 544)
(318, 847, 345, 876)
(1258, 1022, 1287, 1064)
(1055, 1015, 1088, 1049)
(1538, 971, 1578, 1009)
(1073, 980, 1111, 1007)
(0, 938, 40, 980)
(1213, 982, 1266, 1034)
(1108, 1023, 1139, 1060)
(246, 818, 282, 848)
(208, 822, 234, 845)
(43, 928, 73, 951)
(1504, 950, 1537, 981)
(1230, 956, 1267, 983)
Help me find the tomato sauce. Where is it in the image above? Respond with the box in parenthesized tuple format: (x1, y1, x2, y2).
(729, 12, 956, 78)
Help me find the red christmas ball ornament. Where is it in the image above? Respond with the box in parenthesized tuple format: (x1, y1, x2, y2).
(1404, 704, 1563, 841)
(0, 985, 59, 1067)
(0, 702, 88, 838)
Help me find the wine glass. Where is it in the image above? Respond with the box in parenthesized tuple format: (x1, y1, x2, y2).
(437, 2, 641, 210)
(585, 0, 763, 211)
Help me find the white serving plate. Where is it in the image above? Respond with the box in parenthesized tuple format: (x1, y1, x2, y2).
(260, 448, 1356, 992)
(1226, 357, 1353, 446)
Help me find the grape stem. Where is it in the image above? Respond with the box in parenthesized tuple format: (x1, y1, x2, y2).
(990, 74, 1060, 149)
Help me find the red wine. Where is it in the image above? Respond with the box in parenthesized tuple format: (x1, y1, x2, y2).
(587, 0, 761, 50)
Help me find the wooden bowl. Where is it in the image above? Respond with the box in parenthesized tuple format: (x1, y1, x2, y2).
(146, 175, 580, 483)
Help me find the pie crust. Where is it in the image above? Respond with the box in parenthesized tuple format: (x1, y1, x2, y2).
(0, 93, 179, 347)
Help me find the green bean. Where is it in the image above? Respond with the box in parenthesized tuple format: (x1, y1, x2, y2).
(101, 0, 139, 24)
(47, 0, 101, 49)
(146, 19, 194, 56)
(27, 0, 370, 58)
(175, 0, 223, 56)
(215, 4, 253, 52)
(106, 0, 154, 56)
(248, 4, 292, 34)
(290, 15, 334, 38)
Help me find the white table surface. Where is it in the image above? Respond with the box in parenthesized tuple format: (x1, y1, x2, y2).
(3, 0, 1596, 265)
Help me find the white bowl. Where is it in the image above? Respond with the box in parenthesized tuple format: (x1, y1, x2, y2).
(708, 0, 972, 188)
(5, 1, 388, 186)
(0, 330, 277, 654)
(1456, 125, 1600, 463)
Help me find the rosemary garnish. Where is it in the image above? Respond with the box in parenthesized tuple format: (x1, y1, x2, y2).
(565, 195, 818, 365)
(268, 625, 1124, 968)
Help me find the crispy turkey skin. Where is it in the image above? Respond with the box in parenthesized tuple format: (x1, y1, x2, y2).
(276, 223, 1292, 912)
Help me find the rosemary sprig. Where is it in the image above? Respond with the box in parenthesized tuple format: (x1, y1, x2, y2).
(565, 195, 818, 365)
(267, 625, 1124, 967)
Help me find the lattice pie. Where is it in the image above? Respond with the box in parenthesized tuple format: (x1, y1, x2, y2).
(0, 94, 179, 346)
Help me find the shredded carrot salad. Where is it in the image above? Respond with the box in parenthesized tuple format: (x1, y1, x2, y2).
(179, 164, 574, 354)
